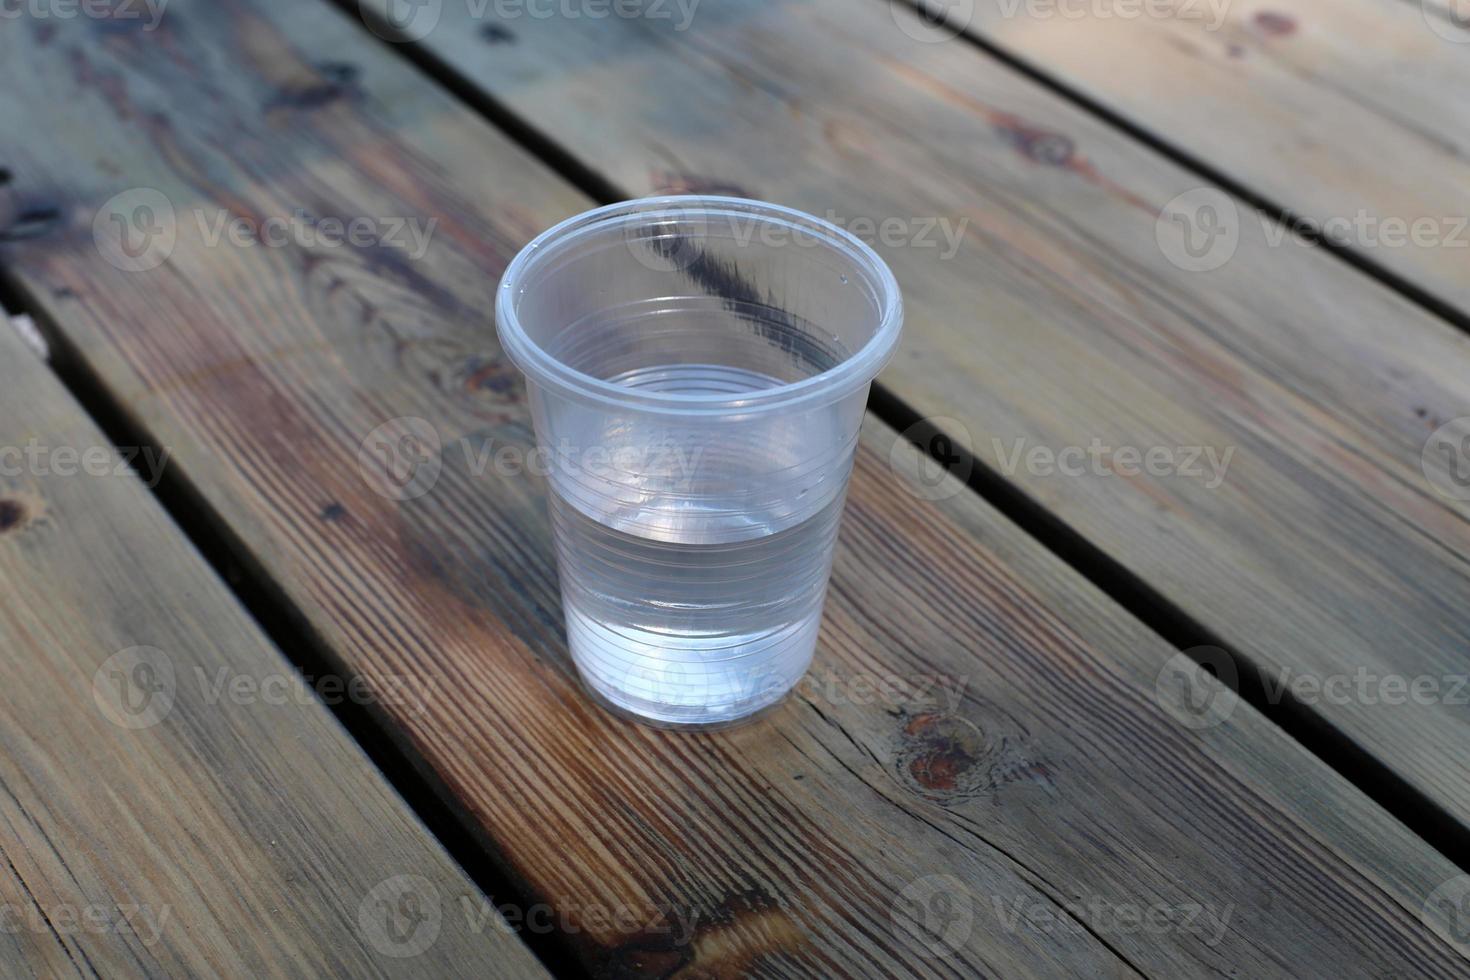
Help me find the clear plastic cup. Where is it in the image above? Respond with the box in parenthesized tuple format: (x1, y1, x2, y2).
(496, 197, 903, 729)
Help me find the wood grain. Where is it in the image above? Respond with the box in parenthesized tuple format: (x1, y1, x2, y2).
(353, 0, 1470, 831)
(1, 0, 1468, 975)
(916, 0, 1470, 313)
(0, 316, 546, 978)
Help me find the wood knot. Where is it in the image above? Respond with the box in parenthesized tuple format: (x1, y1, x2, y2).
(317, 62, 360, 85)
(400, 339, 524, 422)
(1252, 11, 1297, 36)
(480, 23, 516, 44)
(455, 353, 521, 399)
(0, 206, 62, 244)
(266, 63, 361, 112)
(0, 494, 45, 535)
(616, 886, 801, 979)
(993, 115, 1075, 167)
(319, 502, 347, 522)
(897, 712, 1054, 805)
(0, 499, 26, 533)
(604, 939, 688, 979)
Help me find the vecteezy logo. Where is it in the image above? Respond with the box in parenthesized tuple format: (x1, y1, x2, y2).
(93, 188, 176, 273)
(1424, 875, 1470, 956)
(358, 875, 442, 958)
(1156, 188, 1240, 272)
(1422, 417, 1470, 501)
(1423, 0, 1470, 43)
(362, 0, 443, 43)
(92, 646, 177, 730)
(1154, 646, 1240, 730)
(891, 875, 974, 959)
(612, 650, 731, 721)
(891, 0, 975, 43)
(889, 417, 973, 501)
(358, 417, 443, 501)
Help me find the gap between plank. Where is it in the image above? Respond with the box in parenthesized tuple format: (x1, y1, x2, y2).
(866, 386, 1470, 873)
(0, 274, 588, 980)
(895, 0, 1470, 338)
(334, 0, 1470, 873)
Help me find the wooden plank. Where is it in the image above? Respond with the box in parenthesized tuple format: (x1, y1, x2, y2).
(0, 318, 546, 977)
(352, 0, 1470, 831)
(1, 0, 1467, 974)
(915, 0, 1470, 314)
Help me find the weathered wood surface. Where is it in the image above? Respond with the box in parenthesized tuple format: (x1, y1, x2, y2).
(919, 0, 1470, 313)
(356, 0, 1470, 830)
(0, 317, 545, 977)
(2, 1, 1468, 976)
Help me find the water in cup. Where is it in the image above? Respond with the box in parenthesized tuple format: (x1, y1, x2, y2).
(546, 313, 855, 726)
(552, 477, 847, 727)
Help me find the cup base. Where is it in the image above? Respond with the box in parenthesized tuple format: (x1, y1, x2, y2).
(577, 675, 794, 732)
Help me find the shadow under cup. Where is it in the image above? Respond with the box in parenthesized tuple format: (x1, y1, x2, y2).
(496, 197, 903, 728)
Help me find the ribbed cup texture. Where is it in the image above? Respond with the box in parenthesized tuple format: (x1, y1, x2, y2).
(497, 198, 902, 727)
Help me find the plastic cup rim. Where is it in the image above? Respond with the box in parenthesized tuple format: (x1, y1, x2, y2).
(495, 195, 904, 417)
